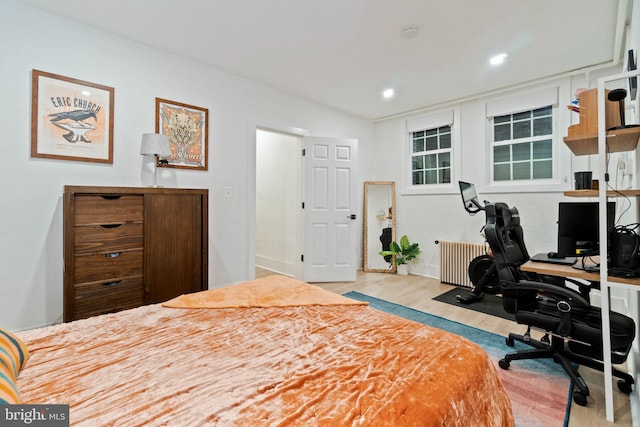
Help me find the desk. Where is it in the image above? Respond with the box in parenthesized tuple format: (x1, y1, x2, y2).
(521, 260, 640, 288)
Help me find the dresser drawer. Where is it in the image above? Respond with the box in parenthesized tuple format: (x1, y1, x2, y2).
(75, 222, 143, 255)
(74, 194, 143, 225)
(74, 249, 143, 283)
(74, 277, 144, 320)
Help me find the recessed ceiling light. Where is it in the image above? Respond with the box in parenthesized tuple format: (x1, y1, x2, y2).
(490, 53, 508, 66)
(402, 26, 419, 40)
(382, 88, 395, 99)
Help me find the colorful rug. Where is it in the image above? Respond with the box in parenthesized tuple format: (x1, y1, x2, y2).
(344, 291, 572, 427)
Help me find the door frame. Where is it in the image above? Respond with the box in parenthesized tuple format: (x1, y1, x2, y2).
(248, 121, 310, 280)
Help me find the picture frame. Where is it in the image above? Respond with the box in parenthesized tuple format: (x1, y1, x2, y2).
(155, 98, 208, 170)
(31, 69, 114, 163)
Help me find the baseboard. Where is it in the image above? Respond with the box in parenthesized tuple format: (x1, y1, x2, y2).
(420, 263, 440, 279)
(255, 255, 296, 277)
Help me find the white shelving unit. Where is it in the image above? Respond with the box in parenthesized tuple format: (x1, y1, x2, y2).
(595, 70, 640, 422)
(563, 68, 640, 422)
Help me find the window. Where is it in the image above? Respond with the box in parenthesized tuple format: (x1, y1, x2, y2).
(411, 125, 451, 185)
(486, 87, 558, 184)
(405, 109, 455, 189)
(492, 106, 553, 181)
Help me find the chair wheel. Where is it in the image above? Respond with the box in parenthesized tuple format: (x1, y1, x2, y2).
(618, 379, 633, 394)
(498, 359, 510, 370)
(573, 391, 588, 406)
(505, 337, 514, 347)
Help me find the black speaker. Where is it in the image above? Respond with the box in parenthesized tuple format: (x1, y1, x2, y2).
(610, 225, 640, 271)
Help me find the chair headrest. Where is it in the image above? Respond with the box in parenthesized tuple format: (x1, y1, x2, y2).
(501, 205, 520, 228)
(489, 203, 521, 229)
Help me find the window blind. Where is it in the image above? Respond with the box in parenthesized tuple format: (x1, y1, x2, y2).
(486, 87, 558, 118)
(406, 110, 454, 133)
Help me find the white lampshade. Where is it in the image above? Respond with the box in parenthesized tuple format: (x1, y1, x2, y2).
(140, 133, 172, 156)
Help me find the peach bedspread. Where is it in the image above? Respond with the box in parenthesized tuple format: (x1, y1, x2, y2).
(16, 282, 514, 426)
(162, 275, 368, 309)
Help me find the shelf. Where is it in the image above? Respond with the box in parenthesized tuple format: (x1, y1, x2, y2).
(564, 189, 640, 197)
(563, 126, 640, 156)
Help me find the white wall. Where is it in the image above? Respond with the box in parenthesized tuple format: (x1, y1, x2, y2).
(0, 1, 373, 331)
(366, 71, 638, 279)
(364, 0, 640, 277)
(3, 0, 638, 332)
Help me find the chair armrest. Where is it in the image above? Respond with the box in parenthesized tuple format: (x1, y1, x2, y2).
(562, 276, 597, 291)
(535, 273, 595, 292)
(501, 279, 591, 308)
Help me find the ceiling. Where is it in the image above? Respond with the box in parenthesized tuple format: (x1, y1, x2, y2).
(18, 0, 629, 120)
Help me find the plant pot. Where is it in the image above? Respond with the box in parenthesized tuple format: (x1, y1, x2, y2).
(397, 264, 409, 275)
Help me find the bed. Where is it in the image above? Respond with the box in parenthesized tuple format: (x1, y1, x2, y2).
(10, 276, 514, 426)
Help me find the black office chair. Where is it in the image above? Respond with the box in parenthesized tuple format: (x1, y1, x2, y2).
(483, 202, 635, 406)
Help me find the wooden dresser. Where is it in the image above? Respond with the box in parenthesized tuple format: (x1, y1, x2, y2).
(63, 186, 208, 322)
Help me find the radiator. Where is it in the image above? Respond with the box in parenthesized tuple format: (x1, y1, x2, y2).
(439, 241, 489, 288)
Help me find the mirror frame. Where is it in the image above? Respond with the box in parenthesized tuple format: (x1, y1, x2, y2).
(363, 181, 396, 273)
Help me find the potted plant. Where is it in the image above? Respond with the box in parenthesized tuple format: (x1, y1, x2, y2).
(379, 235, 420, 275)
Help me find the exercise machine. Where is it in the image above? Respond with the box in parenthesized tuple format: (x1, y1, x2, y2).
(455, 181, 500, 304)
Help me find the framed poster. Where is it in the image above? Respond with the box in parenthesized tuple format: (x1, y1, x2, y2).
(31, 69, 114, 163)
(155, 98, 208, 170)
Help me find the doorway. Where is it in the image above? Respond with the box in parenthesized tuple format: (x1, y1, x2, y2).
(255, 129, 302, 277)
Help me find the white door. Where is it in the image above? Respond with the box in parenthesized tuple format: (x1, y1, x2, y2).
(302, 136, 358, 282)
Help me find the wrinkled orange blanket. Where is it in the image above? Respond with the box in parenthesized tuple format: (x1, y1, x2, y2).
(163, 275, 368, 308)
(16, 279, 514, 426)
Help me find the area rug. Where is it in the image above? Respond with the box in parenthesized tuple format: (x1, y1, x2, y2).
(432, 287, 516, 321)
(344, 291, 572, 427)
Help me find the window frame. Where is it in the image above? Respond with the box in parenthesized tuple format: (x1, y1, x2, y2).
(491, 105, 555, 182)
(411, 125, 452, 185)
(402, 107, 461, 195)
(481, 84, 572, 194)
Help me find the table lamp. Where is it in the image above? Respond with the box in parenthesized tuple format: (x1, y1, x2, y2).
(140, 133, 172, 187)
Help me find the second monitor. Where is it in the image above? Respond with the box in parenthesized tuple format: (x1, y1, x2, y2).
(557, 201, 615, 257)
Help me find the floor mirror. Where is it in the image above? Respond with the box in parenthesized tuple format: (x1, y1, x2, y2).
(363, 181, 396, 272)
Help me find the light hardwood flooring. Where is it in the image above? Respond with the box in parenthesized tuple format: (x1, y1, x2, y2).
(256, 268, 633, 427)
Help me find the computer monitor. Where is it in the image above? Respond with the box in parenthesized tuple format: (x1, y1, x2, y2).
(458, 181, 482, 213)
(557, 202, 615, 257)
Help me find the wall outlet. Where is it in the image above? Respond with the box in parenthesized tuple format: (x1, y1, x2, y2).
(617, 157, 626, 170)
(223, 186, 233, 198)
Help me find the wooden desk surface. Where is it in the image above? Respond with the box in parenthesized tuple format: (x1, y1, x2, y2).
(521, 259, 640, 287)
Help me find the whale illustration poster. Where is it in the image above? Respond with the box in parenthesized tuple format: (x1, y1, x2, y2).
(31, 70, 114, 163)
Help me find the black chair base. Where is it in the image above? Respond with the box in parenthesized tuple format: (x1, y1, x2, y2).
(498, 329, 634, 406)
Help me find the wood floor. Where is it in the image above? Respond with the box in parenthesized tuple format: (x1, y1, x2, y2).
(255, 268, 633, 427)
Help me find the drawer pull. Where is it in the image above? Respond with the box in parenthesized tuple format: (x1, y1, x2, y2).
(101, 195, 122, 200)
(103, 252, 122, 258)
(102, 281, 122, 287)
(100, 223, 123, 229)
